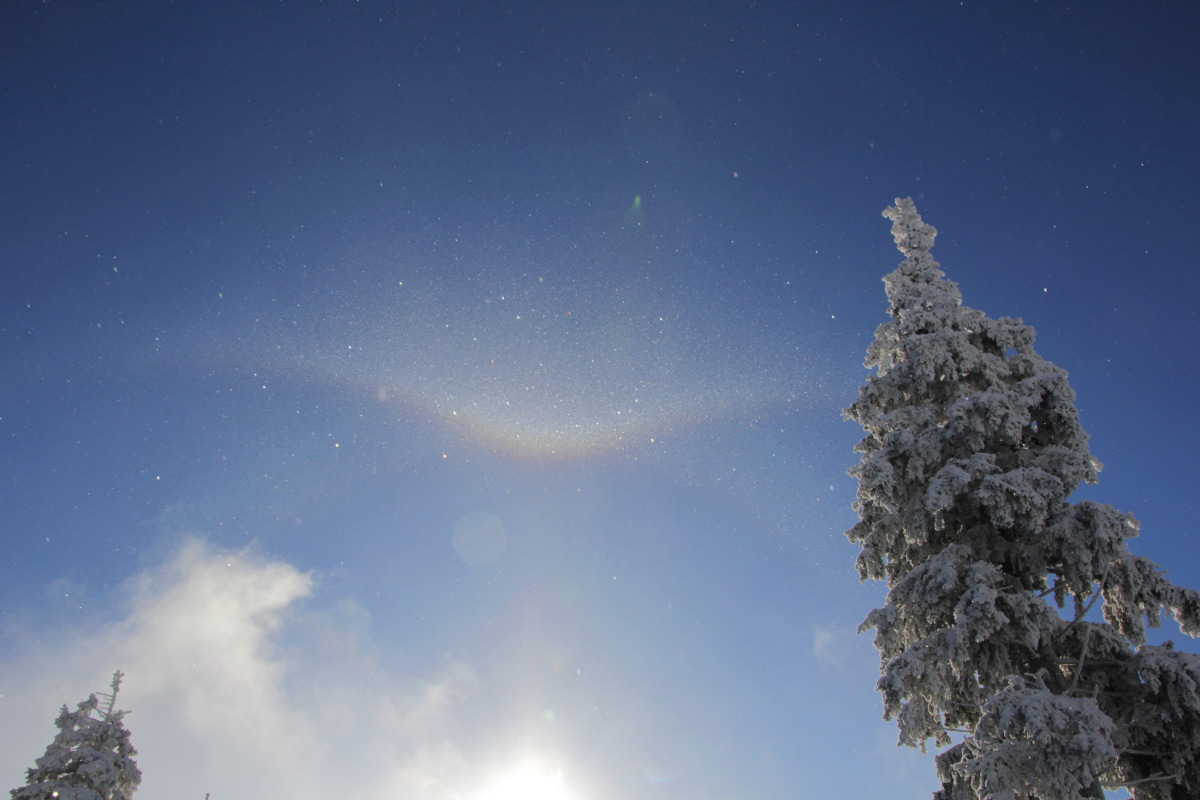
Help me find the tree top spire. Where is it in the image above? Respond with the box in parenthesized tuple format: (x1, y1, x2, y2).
(97, 670, 126, 722)
(883, 196, 938, 257)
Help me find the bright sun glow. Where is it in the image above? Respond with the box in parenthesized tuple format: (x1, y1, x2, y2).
(475, 759, 577, 800)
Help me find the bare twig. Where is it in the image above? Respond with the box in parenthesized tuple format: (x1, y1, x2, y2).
(1102, 771, 1180, 789)
(1067, 624, 1092, 696)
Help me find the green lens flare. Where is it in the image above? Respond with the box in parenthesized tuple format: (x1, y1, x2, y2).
(623, 195, 645, 227)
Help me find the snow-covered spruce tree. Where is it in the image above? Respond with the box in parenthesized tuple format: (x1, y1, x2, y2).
(12, 671, 141, 800)
(845, 198, 1200, 800)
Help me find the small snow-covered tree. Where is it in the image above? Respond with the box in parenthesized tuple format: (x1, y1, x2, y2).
(845, 198, 1200, 799)
(12, 671, 142, 800)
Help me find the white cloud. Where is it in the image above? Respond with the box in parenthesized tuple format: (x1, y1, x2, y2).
(0, 537, 478, 800)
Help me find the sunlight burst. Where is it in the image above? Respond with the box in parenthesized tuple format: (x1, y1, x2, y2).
(475, 759, 577, 800)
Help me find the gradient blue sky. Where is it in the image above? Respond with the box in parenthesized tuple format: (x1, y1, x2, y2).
(2, 3, 1198, 799)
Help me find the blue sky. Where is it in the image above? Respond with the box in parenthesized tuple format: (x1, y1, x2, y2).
(2, 2, 1198, 798)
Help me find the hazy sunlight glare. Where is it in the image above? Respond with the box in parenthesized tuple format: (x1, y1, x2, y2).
(475, 759, 577, 800)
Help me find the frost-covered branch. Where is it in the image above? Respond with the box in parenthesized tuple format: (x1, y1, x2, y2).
(845, 198, 1200, 800)
(10, 671, 141, 800)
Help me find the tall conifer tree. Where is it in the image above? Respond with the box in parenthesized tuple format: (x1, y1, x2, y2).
(846, 198, 1200, 799)
(11, 671, 141, 800)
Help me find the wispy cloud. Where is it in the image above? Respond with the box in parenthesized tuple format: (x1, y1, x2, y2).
(0, 538, 478, 800)
(812, 623, 856, 666)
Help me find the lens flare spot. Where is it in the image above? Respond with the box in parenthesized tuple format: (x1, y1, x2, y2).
(452, 512, 507, 565)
